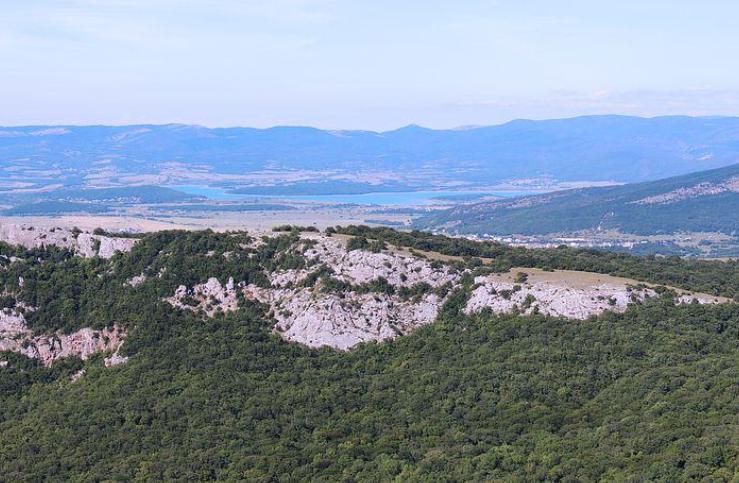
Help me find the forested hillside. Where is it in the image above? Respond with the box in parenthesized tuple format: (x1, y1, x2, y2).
(1, 227, 737, 480)
(416, 163, 739, 236)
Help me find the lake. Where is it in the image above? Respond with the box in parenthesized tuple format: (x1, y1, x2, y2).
(170, 185, 540, 206)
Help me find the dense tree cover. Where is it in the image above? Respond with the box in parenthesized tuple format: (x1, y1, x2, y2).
(345, 235, 386, 253)
(415, 163, 739, 236)
(272, 225, 320, 233)
(1, 296, 737, 480)
(1, 228, 738, 480)
(91, 228, 146, 238)
(333, 226, 739, 299)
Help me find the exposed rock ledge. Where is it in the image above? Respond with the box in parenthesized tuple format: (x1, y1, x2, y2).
(0, 224, 137, 259)
(0, 308, 126, 367)
(465, 276, 652, 319)
(631, 176, 739, 205)
(164, 233, 729, 351)
(167, 276, 444, 350)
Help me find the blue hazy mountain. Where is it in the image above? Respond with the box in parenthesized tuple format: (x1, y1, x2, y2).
(3, 115, 739, 186)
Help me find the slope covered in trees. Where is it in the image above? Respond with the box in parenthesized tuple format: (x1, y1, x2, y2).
(0, 228, 737, 480)
(416, 163, 739, 236)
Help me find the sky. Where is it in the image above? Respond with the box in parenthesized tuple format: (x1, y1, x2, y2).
(1, 0, 739, 130)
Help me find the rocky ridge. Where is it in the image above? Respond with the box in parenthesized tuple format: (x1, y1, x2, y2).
(165, 233, 728, 350)
(1, 228, 730, 366)
(166, 234, 458, 349)
(466, 276, 651, 319)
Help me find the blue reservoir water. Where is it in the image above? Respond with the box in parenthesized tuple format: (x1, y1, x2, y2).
(170, 185, 539, 206)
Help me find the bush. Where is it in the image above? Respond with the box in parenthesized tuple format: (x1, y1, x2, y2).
(346, 236, 370, 251)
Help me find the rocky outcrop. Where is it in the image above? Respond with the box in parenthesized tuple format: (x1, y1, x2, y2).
(0, 224, 137, 259)
(166, 277, 239, 316)
(270, 290, 441, 350)
(125, 274, 147, 287)
(166, 276, 444, 351)
(632, 176, 739, 205)
(70, 368, 86, 382)
(464, 276, 651, 319)
(104, 351, 129, 367)
(164, 234, 459, 350)
(0, 307, 126, 367)
(164, 233, 732, 351)
(301, 235, 457, 288)
(0, 308, 27, 336)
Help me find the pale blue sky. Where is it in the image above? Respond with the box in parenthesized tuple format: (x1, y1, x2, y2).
(2, 0, 738, 129)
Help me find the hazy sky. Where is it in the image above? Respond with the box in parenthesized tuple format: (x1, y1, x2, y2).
(2, 0, 739, 129)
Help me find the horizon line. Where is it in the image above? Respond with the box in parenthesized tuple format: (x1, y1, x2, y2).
(1, 113, 737, 134)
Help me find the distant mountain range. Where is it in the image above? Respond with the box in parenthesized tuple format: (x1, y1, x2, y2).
(3, 116, 739, 189)
(415, 163, 739, 236)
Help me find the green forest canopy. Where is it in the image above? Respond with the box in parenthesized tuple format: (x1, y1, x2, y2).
(0, 228, 737, 480)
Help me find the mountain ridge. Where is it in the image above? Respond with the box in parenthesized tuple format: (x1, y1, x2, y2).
(3, 113, 736, 134)
(4, 115, 739, 186)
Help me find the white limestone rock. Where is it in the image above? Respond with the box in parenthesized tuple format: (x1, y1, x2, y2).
(270, 291, 442, 350)
(125, 273, 147, 287)
(0, 307, 127, 367)
(166, 277, 241, 316)
(104, 351, 129, 367)
(163, 233, 734, 352)
(70, 368, 86, 382)
(465, 275, 655, 319)
(302, 236, 458, 288)
(0, 224, 137, 259)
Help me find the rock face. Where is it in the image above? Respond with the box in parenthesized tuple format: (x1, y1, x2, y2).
(0, 224, 137, 259)
(125, 274, 147, 287)
(165, 233, 731, 351)
(270, 290, 442, 350)
(0, 307, 126, 367)
(167, 277, 240, 317)
(166, 234, 458, 350)
(302, 235, 456, 288)
(0, 226, 132, 368)
(464, 276, 651, 319)
(167, 275, 445, 350)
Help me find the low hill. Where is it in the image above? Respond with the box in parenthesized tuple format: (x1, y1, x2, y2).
(0, 185, 199, 215)
(416, 163, 739, 236)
